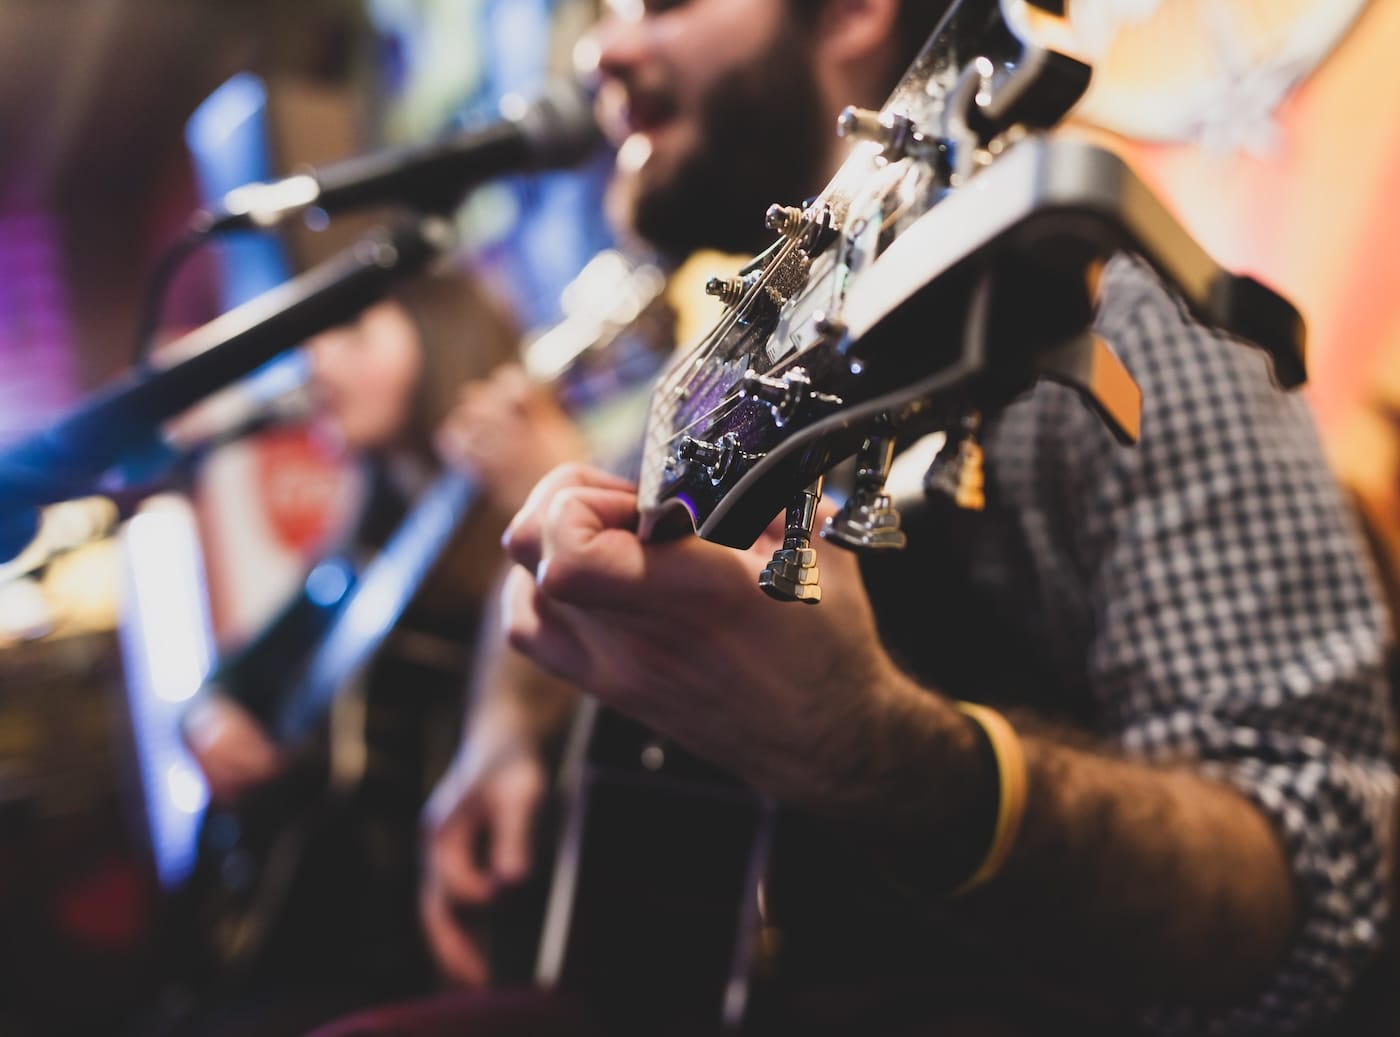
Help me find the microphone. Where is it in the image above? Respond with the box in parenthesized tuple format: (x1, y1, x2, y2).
(162, 384, 313, 461)
(194, 82, 601, 234)
(0, 216, 448, 565)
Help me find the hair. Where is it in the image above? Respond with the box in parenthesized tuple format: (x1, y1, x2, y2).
(352, 266, 520, 612)
(385, 265, 519, 467)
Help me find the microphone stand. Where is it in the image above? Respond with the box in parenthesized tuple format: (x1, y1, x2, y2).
(0, 214, 456, 562)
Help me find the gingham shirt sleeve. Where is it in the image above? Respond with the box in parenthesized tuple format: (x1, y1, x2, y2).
(1009, 256, 1396, 1034)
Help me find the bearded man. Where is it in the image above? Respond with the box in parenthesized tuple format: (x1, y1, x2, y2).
(339, 1, 1395, 1035)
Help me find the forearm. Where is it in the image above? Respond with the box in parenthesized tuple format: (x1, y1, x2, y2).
(471, 642, 579, 745)
(807, 674, 1297, 1007)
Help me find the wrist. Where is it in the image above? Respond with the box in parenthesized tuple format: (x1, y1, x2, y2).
(797, 674, 1006, 893)
(799, 666, 985, 824)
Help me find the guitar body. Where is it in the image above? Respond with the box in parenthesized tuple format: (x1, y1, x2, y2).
(180, 251, 681, 1001)
(537, 705, 769, 1034)
(177, 471, 480, 1005)
(181, 624, 462, 1000)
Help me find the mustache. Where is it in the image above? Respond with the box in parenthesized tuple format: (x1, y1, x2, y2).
(597, 74, 679, 141)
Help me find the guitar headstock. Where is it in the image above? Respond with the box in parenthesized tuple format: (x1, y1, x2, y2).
(636, 0, 1304, 601)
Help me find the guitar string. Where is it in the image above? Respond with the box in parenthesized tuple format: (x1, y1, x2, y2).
(663, 0, 954, 399)
(652, 149, 888, 407)
(651, 231, 814, 457)
(658, 192, 871, 447)
(645, 15, 983, 489)
(650, 69, 935, 458)
(655, 228, 809, 403)
(652, 145, 883, 428)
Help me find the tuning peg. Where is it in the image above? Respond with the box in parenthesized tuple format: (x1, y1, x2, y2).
(707, 270, 791, 315)
(741, 366, 841, 428)
(676, 432, 746, 485)
(836, 106, 943, 164)
(759, 480, 824, 604)
(924, 415, 985, 512)
(812, 313, 855, 363)
(836, 107, 909, 148)
(813, 313, 846, 342)
(811, 312, 866, 372)
(765, 204, 806, 238)
(742, 368, 808, 427)
(705, 273, 755, 307)
(822, 437, 907, 551)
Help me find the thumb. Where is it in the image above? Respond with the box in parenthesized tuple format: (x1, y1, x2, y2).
(431, 809, 495, 905)
(489, 761, 544, 884)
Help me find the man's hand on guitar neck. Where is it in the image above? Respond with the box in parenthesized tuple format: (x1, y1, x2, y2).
(501, 463, 1302, 1011)
(499, 462, 907, 812)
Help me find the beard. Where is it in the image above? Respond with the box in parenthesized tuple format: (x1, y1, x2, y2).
(626, 26, 831, 261)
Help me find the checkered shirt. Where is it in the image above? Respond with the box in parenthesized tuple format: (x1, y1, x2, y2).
(964, 254, 1397, 1033)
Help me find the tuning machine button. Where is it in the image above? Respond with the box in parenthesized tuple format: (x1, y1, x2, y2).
(837, 107, 912, 149)
(740, 366, 841, 428)
(676, 432, 750, 485)
(706, 273, 757, 308)
(759, 479, 824, 604)
(813, 314, 846, 343)
(822, 437, 907, 551)
(923, 415, 986, 512)
(837, 106, 946, 166)
(765, 204, 806, 238)
(811, 312, 867, 373)
(707, 270, 787, 316)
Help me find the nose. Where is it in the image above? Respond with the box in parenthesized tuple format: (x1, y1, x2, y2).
(591, 8, 652, 87)
(305, 326, 348, 386)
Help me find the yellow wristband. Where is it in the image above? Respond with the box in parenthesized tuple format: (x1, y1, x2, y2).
(950, 701, 1028, 896)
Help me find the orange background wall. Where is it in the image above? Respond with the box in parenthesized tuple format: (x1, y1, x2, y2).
(1104, 0, 1400, 521)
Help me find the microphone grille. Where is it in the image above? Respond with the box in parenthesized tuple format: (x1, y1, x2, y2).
(520, 81, 604, 168)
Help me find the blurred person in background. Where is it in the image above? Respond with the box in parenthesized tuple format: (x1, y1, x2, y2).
(406, 0, 948, 1008)
(180, 264, 519, 1035)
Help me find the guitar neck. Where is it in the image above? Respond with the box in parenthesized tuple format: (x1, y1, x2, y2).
(274, 468, 479, 745)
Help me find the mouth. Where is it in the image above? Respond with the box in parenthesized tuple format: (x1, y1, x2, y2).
(624, 89, 678, 135)
(598, 78, 679, 144)
(306, 381, 341, 422)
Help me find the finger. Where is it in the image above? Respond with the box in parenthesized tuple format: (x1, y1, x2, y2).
(183, 697, 283, 801)
(434, 425, 473, 470)
(459, 393, 508, 425)
(492, 364, 532, 409)
(502, 565, 593, 685)
(535, 487, 645, 608)
(429, 814, 495, 905)
(419, 884, 491, 988)
(503, 463, 635, 570)
(221, 731, 282, 776)
(489, 764, 544, 884)
(197, 763, 262, 808)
